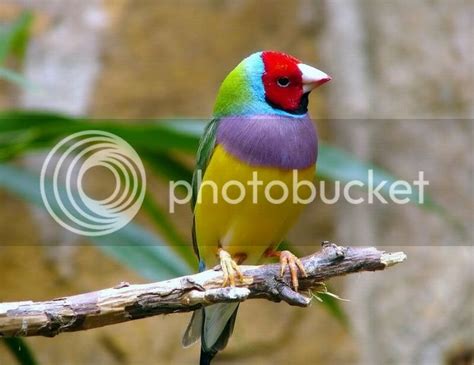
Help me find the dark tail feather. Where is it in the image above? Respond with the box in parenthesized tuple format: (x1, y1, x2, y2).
(199, 347, 216, 365)
(200, 305, 239, 365)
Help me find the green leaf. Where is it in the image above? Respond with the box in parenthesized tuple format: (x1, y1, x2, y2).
(135, 145, 201, 271)
(141, 192, 197, 270)
(92, 223, 191, 280)
(0, 11, 33, 64)
(141, 151, 193, 184)
(2, 338, 38, 365)
(316, 143, 462, 229)
(0, 111, 200, 159)
(313, 292, 349, 325)
(0, 164, 191, 280)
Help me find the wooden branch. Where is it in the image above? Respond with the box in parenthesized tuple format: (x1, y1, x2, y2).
(0, 242, 406, 337)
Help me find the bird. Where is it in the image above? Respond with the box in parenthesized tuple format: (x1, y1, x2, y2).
(182, 50, 331, 364)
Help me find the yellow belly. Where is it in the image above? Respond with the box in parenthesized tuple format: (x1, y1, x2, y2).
(194, 145, 315, 267)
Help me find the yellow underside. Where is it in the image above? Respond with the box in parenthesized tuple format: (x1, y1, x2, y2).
(194, 145, 315, 266)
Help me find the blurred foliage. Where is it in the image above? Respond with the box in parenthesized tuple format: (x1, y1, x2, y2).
(2, 338, 37, 365)
(0, 164, 191, 279)
(0, 11, 33, 88)
(0, 11, 32, 62)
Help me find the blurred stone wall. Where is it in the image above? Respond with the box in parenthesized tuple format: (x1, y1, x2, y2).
(320, 1, 473, 364)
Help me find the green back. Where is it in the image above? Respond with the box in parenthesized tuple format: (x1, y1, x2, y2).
(191, 118, 220, 210)
(191, 118, 220, 261)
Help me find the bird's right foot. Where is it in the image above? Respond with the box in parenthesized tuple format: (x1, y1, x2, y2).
(218, 248, 244, 287)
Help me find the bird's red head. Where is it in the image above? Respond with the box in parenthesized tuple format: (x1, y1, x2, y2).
(261, 51, 331, 114)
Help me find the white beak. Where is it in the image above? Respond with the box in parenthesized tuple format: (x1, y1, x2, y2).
(298, 63, 331, 93)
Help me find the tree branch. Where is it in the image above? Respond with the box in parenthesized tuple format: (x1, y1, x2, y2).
(0, 242, 406, 337)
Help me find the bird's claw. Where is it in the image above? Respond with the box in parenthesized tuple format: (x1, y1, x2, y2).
(218, 249, 244, 287)
(279, 250, 307, 292)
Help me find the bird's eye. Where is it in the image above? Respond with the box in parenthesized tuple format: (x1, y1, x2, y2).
(277, 77, 290, 87)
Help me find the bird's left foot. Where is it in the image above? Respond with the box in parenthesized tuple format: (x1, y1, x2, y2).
(266, 249, 307, 291)
(217, 248, 244, 287)
(279, 250, 307, 291)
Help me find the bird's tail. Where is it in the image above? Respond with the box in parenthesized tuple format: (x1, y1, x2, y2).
(182, 303, 239, 365)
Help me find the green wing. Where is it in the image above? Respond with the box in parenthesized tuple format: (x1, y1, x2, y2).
(191, 118, 220, 262)
(191, 118, 220, 210)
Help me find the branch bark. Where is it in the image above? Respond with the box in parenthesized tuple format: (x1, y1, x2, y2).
(0, 243, 406, 337)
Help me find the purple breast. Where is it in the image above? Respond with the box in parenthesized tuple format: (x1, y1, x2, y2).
(216, 115, 318, 169)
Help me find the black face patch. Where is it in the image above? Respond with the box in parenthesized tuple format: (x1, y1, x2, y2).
(265, 92, 309, 115)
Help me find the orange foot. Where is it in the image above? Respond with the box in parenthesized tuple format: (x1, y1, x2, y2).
(279, 250, 307, 291)
(266, 249, 307, 291)
(218, 248, 244, 287)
